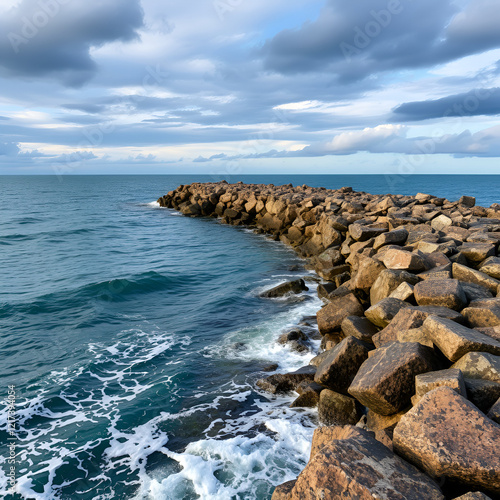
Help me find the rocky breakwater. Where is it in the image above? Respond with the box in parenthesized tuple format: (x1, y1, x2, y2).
(158, 182, 500, 499)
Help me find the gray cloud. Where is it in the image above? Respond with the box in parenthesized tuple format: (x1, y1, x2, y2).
(393, 88, 500, 121)
(0, 0, 144, 86)
(262, 0, 500, 81)
(0, 141, 20, 156)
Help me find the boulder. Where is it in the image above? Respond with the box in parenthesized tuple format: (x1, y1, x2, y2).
(414, 279, 467, 311)
(452, 352, 500, 383)
(461, 282, 494, 302)
(286, 426, 444, 500)
(393, 387, 500, 495)
(318, 389, 362, 425)
(412, 368, 466, 406)
(271, 480, 296, 500)
(314, 336, 371, 393)
(453, 263, 500, 294)
(431, 214, 453, 231)
(381, 248, 427, 272)
(348, 341, 437, 415)
(349, 223, 387, 242)
(389, 281, 415, 301)
(316, 264, 350, 282)
(290, 381, 323, 408)
(370, 269, 421, 305)
(458, 195, 476, 208)
(365, 297, 412, 327)
(418, 264, 453, 281)
(398, 328, 433, 348)
(316, 293, 364, 335)
(351, 255, 385, 290)
(462, 298, 500, 328)
(366, 409, 408, 432)
(475, 326, 500, 342)
(413, 305, 465, 323)
(341, 315, 379, 343)
(422, 315, 500, 362)
(460, 242, 496, 263)
(373, 227, 408, 250)
(464, 378, 500, 413)
(256, 365, 316, 394)
(260, 279, 308, 298)
(372, 308, 429, 348)
(479, 256, 500, 280)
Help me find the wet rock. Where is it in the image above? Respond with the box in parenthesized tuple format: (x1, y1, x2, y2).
(341, 315, 379, 344)
(314, 336, 371, 393)
(348, 341, 437, 415)
(318, 389, 362, 425)
(393, 387, 500, 495)
(316, 293, 364, 335)
(464, 378, 500, 413)
(286, 426, 444, 500)
(256, 365, 316, 394)
(414, 278, 467, 311)
(423, 315, 500, 362)
(381, 248, 427, 272)
(453, 263, 500, 294)
(451, 352, 500, 383)
(370, 269, 421, 305)
(412, 368, 466, 406)
(260, 279, 308, 298)
(365, 297, 412, 328)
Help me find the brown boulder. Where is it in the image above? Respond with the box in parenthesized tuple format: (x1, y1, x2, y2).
(314, 336, 371, 393)
(372, 308, 429, 348)
(462, 298, 500, 328)
(318, 389, 362, 425)
(422, 315, 500, 362)
(286, 426, 444, 500)
(389, 281, 415, 301)
(351, 255, 385, 290)
(349, 223, 387, 242)
(365, 297, 412, 327)
(271, 480, 296, 500)
(480, 256, 500, 280)
(453, 493, 492, 500)
(412, 368, 466, 406)
(316, 293, 364, 335)
(348, 341, 437, 415)
(414, 278, 467, 311)
(341, 315, 379, 343)
(393, 387, 500, 495)
(256, 365, 316, 394)
(370, 269, 421, 305)
(381, 248, 427, 272)
(453, 263, 500, 294)
(452, 352, 500, 383)
(460, 242, 496, 263)
(290, 382, 323, 408)
(373, 227, 408, 250)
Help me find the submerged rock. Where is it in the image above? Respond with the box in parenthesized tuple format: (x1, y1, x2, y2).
(260, 279, 308, 298)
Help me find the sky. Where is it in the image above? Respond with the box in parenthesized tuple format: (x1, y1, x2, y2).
(1, 0, 500, 175)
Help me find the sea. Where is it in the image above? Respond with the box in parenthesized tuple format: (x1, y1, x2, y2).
(0, 174, 498, 500)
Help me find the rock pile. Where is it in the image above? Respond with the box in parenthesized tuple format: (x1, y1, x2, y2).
(158, 182, 500, 499)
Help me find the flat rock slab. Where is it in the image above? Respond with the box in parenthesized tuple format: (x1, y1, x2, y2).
(414, 279, 467, 311)
(423, 315, 500, 362)
(317, 293, 364, 335)
(348, 341, 437, 415)
(413, 368, 466, 406)
(365, 297, 412, 328)
(452, 352, 500, 383)
(285, 426, 444, 500)
(314, 336, 371, 393)
(393, 387, 500, 495)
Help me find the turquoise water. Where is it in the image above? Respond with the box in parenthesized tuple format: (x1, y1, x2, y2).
(0, 175, 499, 499)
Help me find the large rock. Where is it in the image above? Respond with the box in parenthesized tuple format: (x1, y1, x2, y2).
(460, 242, 496, 263)
(314, 336, 371, 393)
(480, 256, 500, 280)
(256, 366, 316, 394)
(318, 389, 362, 425)
(412, 368, 466, 406)
(372, 308, 429, 347)
(381, 248, 427, 272)
(431, 214, 453, 231)
(341, 315, 379, 343)
(349, 223, 387, 241)
(348, 341, 437, 415)
(271, 480, 296, 500)
(373, 227, 408, 250)
(284, 426, 444, 500)
(365, 297, 412, 327)
(370, 269, 421, 305)
(260, 279, 308, 298)
(453, 263, 500, 294)
(393, 387, 500, 495)
(464, 378, 500, 413)
(462, 298, 500, 328)
(389, 281, 415, 301)
(452, 352, 500, 383)
(316, 293, 364, 335)
(351, 255, 385, 290)
(414, 278, 467, 311)
(422, 315, 500, 362)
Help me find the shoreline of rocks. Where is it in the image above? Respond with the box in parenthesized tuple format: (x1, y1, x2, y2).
(158, 181, 500, 500)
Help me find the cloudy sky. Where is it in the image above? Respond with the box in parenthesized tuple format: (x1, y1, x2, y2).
(1, 0, 500, 174)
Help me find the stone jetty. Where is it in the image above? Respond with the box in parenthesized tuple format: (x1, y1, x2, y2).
(158, 181, 500, 499)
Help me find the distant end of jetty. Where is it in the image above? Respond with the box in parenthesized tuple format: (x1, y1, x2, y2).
(159, 181, 500, 500)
